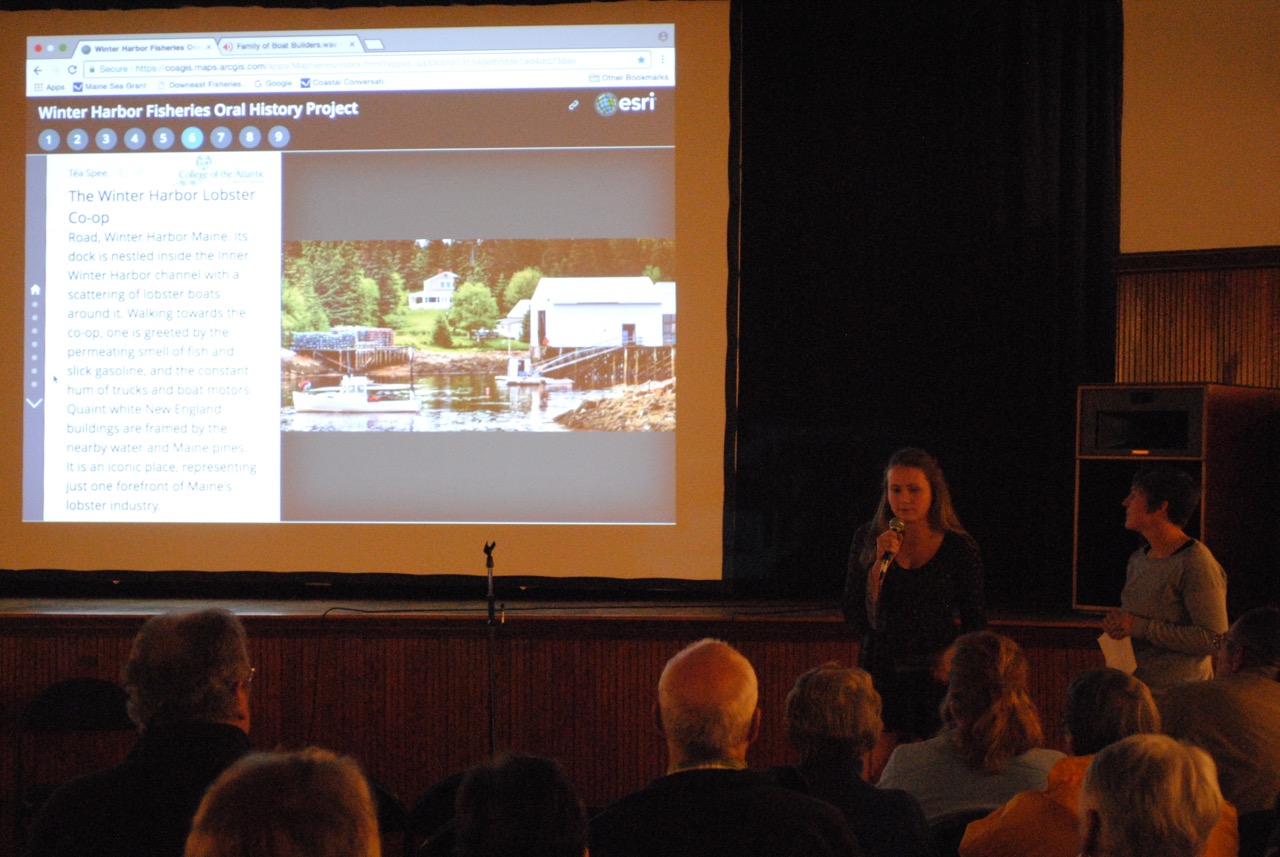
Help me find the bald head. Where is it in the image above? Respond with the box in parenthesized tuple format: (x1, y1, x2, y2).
(657, 639, 759, 769)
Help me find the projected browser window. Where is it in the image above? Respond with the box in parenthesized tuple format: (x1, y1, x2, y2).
(25, 24, 677, 525)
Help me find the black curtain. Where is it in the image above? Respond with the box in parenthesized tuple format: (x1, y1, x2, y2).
(728, 1, 1122, 608)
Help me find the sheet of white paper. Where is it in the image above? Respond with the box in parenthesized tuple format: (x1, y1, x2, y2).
(1098, 632, 1137, 674)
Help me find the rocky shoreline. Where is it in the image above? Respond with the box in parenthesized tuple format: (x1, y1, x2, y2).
(554, 379, 675, 432)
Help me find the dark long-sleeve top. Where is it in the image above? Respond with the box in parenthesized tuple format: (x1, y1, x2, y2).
(841, 526, 986, 672)
(24, 721, 251, 857)
(776, 758, 937, 857)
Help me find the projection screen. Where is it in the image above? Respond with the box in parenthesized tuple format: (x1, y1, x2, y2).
(1, 2, 731, 584)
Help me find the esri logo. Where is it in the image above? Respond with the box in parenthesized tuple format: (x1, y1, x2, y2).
(595, 91, 658, 117)
(594, 92, 619, 117)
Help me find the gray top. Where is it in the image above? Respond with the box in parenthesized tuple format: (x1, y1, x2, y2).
(876, 734, 1064, 823)
(1121, 539, 1228, 691)
(1158, 667, 1280, 814)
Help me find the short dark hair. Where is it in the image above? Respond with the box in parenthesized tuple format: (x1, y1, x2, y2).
(123, 608, 251, 729)
(1063, 668, 1160, 756)
(455, 754, 586, 857)
(1131, 465, 1200, 527)
(1226, 606, 1280, 670)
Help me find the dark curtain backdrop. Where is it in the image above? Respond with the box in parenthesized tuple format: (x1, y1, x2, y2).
(727, 2, 1122, 608)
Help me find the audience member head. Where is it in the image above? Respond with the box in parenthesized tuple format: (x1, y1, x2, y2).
(657, 638, 760, 770)
(1080, 734, 1222, 857)
(1217, 606, 1280, 677)
(123, 608, 252, 732)
(1130, 465, 1200, 528)
(784, 663, 882, 763)
(1063, 668, 1160, 756)
(455, 753, 587, 857)
(184, 747, 381, 857)
(942, 631, 1044, 772)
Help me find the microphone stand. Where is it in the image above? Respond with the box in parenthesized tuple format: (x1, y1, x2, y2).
(483, 541, 499, 757)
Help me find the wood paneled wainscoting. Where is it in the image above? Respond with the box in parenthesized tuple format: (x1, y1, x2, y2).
(1116, 246, 1280, 386)
(0, 601, 1101, 856)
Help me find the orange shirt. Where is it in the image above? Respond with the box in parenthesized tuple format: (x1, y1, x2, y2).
(959, 754, 1239, 857)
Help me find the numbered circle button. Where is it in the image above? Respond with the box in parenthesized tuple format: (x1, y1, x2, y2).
(153, 127, 176, 150)
(181, 127, 204, 150)
(38, 129, 60, 151)
(67, 129, 89, 151)
(267, 125, 291, 148)
(239, 126, 262, 149)
(123, 128, 147, 150)
(95, 129, 118, 151)
(210, 126, 234, 149)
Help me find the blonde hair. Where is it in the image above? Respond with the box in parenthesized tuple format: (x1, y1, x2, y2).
(784, 663, 883, 759)
(943, 631, 1044, 771)
(184, 748, 381, 857)
(1083, 734, 1222, 857)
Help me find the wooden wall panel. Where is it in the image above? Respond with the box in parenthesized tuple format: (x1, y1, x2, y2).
(1116, 248, 1280, 385)
(0, 606, 1098, 856)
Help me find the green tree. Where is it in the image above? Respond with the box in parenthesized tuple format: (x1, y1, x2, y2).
(447, 281, 499, 335)
(432, 315, 454, 348)
(347, 275, 380, 327)
(377, 271, 407, 326)
(503, 267, 543, 310)
(281, 281, 329, 342)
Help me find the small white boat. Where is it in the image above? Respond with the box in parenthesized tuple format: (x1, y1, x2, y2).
(292, 376, 422, 413)
(495, 356, 574, 388)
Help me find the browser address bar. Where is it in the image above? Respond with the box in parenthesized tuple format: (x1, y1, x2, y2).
(82, 49, 655, 79)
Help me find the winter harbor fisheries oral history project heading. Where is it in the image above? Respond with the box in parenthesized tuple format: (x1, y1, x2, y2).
(36, 100, 362, 122)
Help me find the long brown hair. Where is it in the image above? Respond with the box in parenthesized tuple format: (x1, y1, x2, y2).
(859, 447, 968, 568)
(943, 631, 1045, 772)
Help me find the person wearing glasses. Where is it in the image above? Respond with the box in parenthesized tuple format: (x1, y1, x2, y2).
(25, 608, 255, 857)
(1158, 606, 1280, 817)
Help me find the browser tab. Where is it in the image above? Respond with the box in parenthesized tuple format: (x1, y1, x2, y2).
(218, 34, 363, 56)
(75, 38, 221, 59)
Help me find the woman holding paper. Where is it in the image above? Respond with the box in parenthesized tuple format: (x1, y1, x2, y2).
(1100, 465, 1227, 691)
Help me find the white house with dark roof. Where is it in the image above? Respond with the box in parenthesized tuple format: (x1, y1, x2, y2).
(408, 271, 459, 310)
(528, 276, 675, 348)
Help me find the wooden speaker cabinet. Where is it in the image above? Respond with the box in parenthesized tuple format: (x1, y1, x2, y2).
(1073, 384, 1280, 615)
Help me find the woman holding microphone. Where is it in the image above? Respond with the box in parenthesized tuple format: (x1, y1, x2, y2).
(842, 448, 986, 743)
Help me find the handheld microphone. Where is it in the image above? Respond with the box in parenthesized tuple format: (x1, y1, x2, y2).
(877, 517, 906, 582)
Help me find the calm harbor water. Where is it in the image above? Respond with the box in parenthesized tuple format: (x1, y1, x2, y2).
(280, 373, 593, 432)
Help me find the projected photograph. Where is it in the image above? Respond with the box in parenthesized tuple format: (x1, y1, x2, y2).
(280, 238, 676, 433)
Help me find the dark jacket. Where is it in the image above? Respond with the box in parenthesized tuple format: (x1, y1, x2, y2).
(589, 767, 864, 857)
(24, 721, 251, 857)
